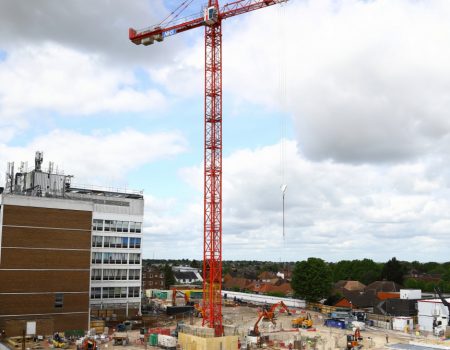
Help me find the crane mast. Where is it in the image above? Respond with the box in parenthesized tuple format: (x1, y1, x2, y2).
(129, 0, 287, 337)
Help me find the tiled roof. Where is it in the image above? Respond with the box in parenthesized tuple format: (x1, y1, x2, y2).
(334, 280, 366, 291)
(365, 281, 402, 293)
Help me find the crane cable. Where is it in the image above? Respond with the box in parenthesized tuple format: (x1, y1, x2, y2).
(278, 3, 287, 241)
(159, 0, 195, 26)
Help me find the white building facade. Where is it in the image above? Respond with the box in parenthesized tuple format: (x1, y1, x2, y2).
(80, 188, 144, 317)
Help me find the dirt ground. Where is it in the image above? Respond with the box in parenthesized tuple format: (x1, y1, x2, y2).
(219, 305, 450, 349)
(3, 306, 450, 350)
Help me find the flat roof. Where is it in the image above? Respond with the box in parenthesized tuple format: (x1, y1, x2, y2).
(66, 186, 144, 199)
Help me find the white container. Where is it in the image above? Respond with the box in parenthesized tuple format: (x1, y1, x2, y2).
(418, 299, 450, 332)
(400, 289, 422, 300)
(157, 334, 177, 348)
(392, 317, 414, 331)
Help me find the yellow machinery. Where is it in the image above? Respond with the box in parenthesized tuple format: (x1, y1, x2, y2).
(291, 312, 313, 329)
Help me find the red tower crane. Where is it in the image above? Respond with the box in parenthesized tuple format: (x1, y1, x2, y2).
(129, 0, 287, 336)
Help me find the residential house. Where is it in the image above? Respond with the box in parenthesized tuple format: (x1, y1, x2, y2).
(142, 265, 165, 290)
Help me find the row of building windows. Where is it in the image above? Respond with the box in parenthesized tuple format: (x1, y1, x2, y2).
(90, 286, 140, 299)
(146, 280, 164, 286)
(91, 252, 141, 264)
(92, 236, 141, 249)
(91, 269, 140, 281)
(93, 219, 142, 233)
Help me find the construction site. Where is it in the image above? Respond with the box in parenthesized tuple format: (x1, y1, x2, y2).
(1, 1, 449, 350)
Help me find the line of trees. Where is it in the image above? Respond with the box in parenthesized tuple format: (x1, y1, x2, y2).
(292, 257, 450, 302)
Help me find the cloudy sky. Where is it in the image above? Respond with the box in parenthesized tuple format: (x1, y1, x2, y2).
(1, 0, 450, 262)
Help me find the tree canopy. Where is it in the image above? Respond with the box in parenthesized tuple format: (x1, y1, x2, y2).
(163, 264, 175, 288)
(291, 258, 332, 302)
(381, 257, 407, 285)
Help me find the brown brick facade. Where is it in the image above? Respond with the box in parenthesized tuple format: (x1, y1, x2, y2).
(0, 270, 89, 293)
(142, 266, 165, 290)
(0, 313, 88, 337)
(3, 205, 92, 230)
(0, 202, 92, 336)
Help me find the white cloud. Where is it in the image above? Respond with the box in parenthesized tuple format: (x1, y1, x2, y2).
(0, 128, 187, 186)
(141, 140, 450, 261)
(0, 43, 166, 119)
(152, 0, 450, 163)
(223, 0, 450, 162)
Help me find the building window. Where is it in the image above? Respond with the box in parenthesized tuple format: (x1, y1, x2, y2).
(103, 269, 127, 280)
(160, 273, 164, 278)
(91, 287, 101, 299)
(104, 236, 128, 248)
(128, 287, 140, 298)
(92, 252, 102, 264)
(104, 220, 113, 232)
(103, 287, 127, 299)
(149, 281, 153, 286)
(103, 253, 127, 264)
(93, 219, 103, 231)
(92, 235, 102, 248)
(129, 269, 140, 280)
(129, 253, 141, 264)
(130, 222, 142, 233)
(129, 237, 141, 249)
(55, 293, 64, 308)
(122, 221, 129, 233)
(91, 269, 102, 280)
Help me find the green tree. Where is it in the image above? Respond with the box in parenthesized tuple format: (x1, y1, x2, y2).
(381, 257, 406, 285)
(330, 259, 382, 285)
(291, 258, 332, 302)
(163, 264, 175, 288)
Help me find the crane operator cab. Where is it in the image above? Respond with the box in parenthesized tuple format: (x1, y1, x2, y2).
(204, 6, 219, 25)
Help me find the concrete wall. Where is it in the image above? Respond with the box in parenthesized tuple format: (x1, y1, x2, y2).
(178, 333, 238, 350)
(222, 291, 306, 308)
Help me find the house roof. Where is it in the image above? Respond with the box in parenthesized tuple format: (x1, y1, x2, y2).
(258, 271, 276, 280)
(334, 280, 366, 291)
(223, 276, 252, 290)
(249, 281, 293, 296)
(174, 271, 198, 280)
(341, 289, 379, 308)
(365, 281, 402, 293)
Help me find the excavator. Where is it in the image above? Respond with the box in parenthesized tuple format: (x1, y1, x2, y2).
(261, 301, 291, 321)
(248, 302, 291, 337)
(171, 288, 190, 306)
(346, 328, 362, 350)
(291, 312, 313, 329)
(249, 310, 276, 336)
(81, 338, 98, 350)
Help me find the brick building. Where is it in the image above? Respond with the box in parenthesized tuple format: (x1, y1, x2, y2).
(0, 194, 92, 337)
(0, 152, 144, 335)
(142, 266, 165, 290)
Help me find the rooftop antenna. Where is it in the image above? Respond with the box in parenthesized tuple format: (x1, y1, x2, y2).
(6, 162, 14, 193)
(35, 151, 43, 172)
